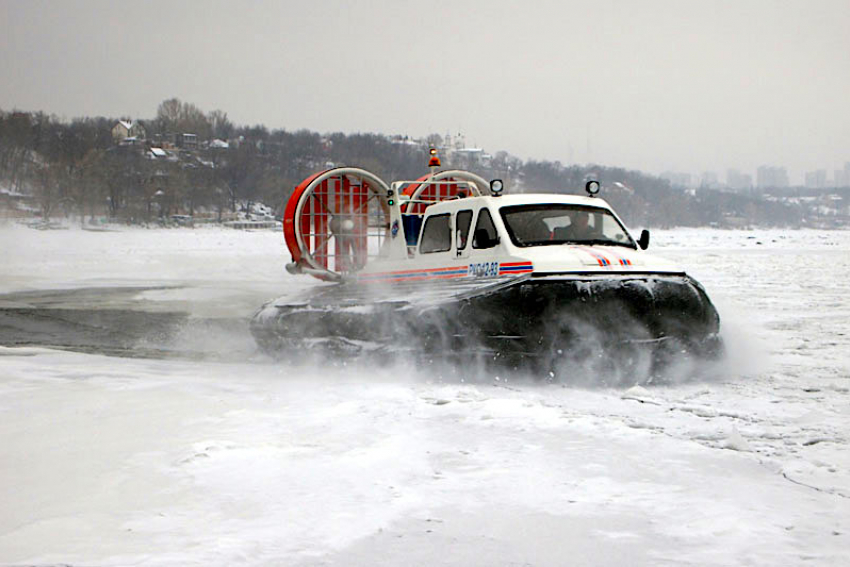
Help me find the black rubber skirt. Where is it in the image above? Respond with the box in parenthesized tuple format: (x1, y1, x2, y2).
(250, 273, 722, 369)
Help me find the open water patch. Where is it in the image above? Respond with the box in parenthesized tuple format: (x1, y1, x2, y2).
(0, 286, 256, 361)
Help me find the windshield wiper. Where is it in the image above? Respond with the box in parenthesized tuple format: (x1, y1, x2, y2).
(520, 238, 636, 249)
(575, 238, 636, 248)
(519, 240, 561, 247)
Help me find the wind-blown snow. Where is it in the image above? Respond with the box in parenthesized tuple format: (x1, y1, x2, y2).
(0, 223, 848, 566)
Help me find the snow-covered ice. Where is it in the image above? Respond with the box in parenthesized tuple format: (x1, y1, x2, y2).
(0, 223, 848, 566)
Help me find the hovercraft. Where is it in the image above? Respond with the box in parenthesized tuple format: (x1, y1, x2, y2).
(251, 154, 721, 373)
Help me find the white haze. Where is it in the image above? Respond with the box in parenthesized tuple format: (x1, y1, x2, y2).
(1, 0, 849, 180)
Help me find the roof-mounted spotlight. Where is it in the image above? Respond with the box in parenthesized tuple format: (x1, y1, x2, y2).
(490, 179, 504, 197)
(585, 180, 600, 197)
(428, 147, 441, 168)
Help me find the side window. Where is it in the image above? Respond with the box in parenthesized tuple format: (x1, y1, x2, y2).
(401, 214, 423, 247)
(472, 209, 499, 249)
(456, 210, 473, 250)
(419, 214, 451, 254)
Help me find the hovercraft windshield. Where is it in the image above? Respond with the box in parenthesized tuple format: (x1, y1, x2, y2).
(500, 204, 637, 249)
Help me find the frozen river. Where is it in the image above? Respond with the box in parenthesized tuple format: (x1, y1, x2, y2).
(0, 224, 848, 566)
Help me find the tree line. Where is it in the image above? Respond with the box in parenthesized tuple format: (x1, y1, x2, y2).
(0, 99, 804, 227)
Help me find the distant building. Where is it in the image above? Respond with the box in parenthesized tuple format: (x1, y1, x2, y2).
(452, 147, 491, 166)
(111, 120, 146, 143)
(660, 171, 692, 189)
(756, 165, 789, 189)
(805, 169, 828, 189)
(834, 162, 850, 188)
(699, 171, 719, 189)
(175, 133, 198, 150)
(117, 136, 143, 148)
(726, 169, 753, 191)
(435, 132, 492, 166)
(147, 147, 171, 160)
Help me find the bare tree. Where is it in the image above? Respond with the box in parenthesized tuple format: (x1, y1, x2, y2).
(31, 162, 65, 220)
(208, 109, 234, 140)
(156, 98, 182, 134)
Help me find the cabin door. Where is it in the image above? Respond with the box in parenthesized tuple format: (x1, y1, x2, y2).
(454, 209, 473, 260)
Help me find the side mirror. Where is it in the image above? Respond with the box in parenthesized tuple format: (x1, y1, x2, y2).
(637, 229, 650, 250)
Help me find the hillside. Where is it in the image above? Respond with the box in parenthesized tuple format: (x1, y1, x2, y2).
(1, 100, 845, 228)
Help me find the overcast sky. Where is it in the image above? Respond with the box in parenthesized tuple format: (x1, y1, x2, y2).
(1, 0, 848, 183)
